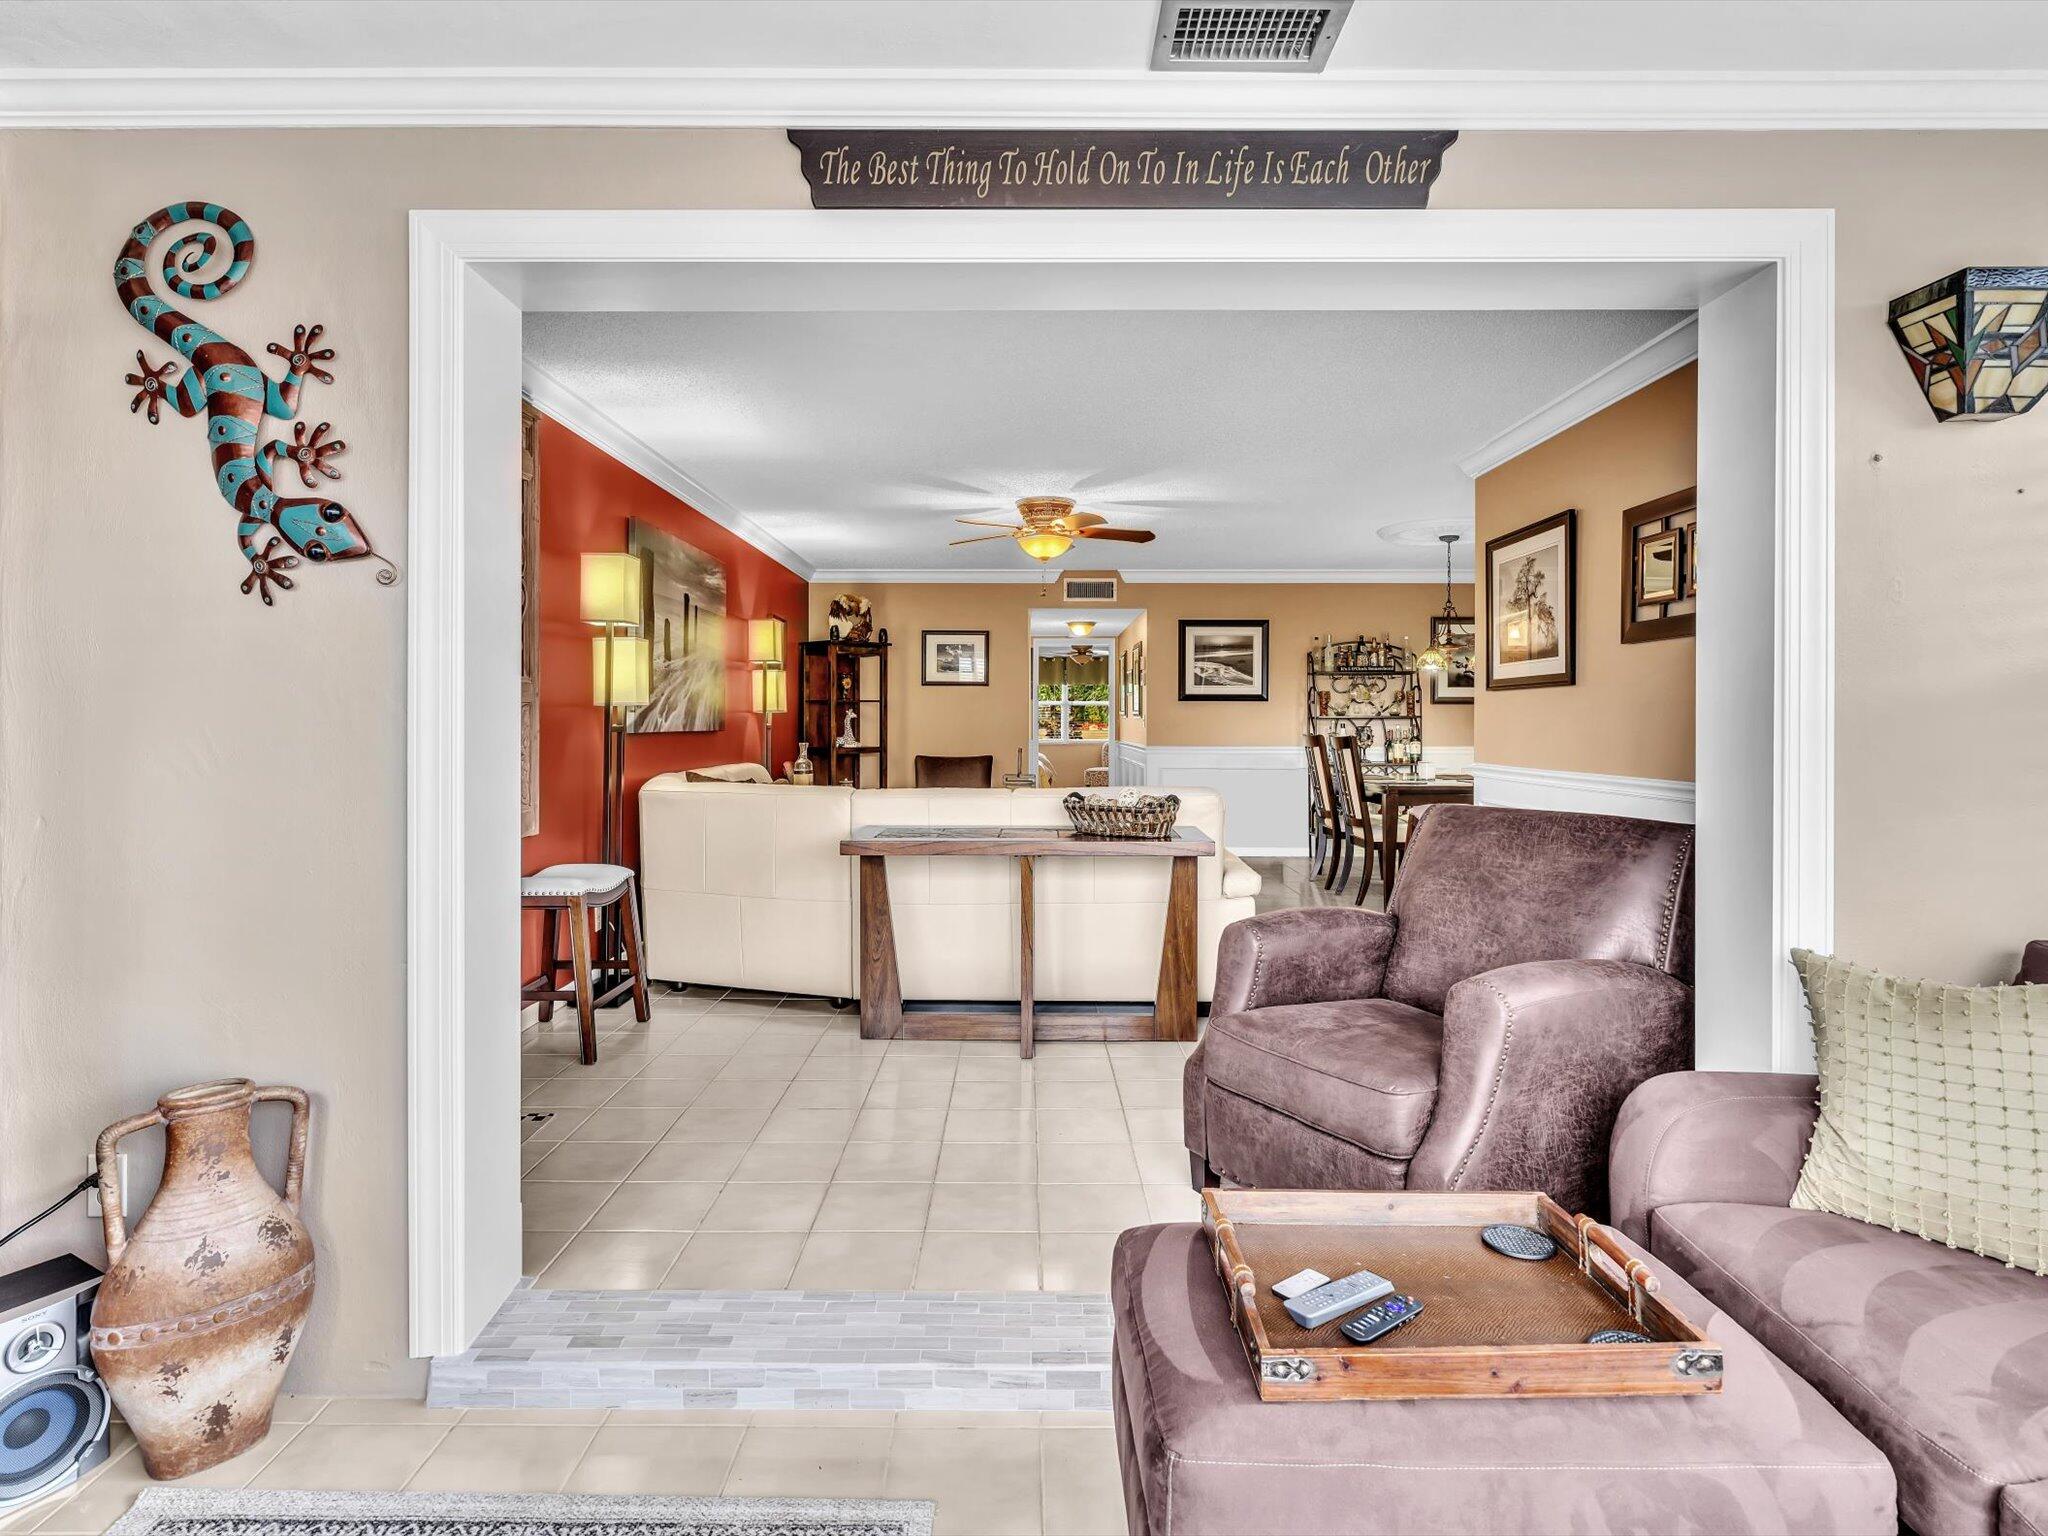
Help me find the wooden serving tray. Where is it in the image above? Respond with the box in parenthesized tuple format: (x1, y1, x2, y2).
(1203, 1189, 1723, 1401)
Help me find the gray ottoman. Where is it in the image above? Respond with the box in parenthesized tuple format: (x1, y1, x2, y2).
(1111, 1223, 1895, 1535)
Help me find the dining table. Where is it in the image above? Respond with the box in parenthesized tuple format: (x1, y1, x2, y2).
(1358, 772, 1473, 891)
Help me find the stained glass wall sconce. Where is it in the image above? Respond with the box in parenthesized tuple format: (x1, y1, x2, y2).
(1888, 266, 2048, 422)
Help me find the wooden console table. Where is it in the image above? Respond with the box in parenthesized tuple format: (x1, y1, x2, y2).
(838, 825, 1215, 1057)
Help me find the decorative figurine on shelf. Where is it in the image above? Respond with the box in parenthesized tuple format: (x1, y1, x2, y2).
(829, 624, 841, 641)
(788, 741, 814, 786)
(878, 627, 889, 646)
(827, 592, 874, 642)
(115, 202, 398, 604)
(837, 709, 860, 748)
(837, 670, 854, 700)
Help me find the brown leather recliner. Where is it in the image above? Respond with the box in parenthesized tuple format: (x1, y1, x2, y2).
(912, 753, 994, 788)
(1184, 804, 1695, 1217)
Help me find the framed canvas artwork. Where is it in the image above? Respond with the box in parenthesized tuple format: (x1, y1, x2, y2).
(1484, 510, 1577, 690)
(629, 520, 728, 732)
(1178, 620, 1270, 702)
(921, 629, 990, 685)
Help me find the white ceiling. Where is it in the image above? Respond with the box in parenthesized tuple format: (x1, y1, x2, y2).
(524, 306, 1682, 578)
(7, 0, 2040, 74)
(1029, 609, 1140, 641)
(8, 2, 2046, 128)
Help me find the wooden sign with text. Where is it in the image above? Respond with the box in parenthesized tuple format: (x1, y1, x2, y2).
(788, 130, 1456, 210)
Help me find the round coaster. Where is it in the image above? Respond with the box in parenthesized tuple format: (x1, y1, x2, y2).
(1586, 1328, 1653, 1345)
(1480, 1223, 1558, 1262)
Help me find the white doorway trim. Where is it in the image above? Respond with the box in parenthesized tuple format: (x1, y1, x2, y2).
(407, 206, 1833, 1357)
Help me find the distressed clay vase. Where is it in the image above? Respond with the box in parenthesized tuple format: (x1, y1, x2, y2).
(89, 1080, 314, 1479)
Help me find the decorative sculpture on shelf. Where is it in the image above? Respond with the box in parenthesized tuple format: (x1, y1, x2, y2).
(115, 202, 397, 604)
(837, 708, 861, 748)
(827, 592, 875, 642)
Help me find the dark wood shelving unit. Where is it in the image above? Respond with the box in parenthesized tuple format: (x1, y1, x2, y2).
(798, 638, 891, 786)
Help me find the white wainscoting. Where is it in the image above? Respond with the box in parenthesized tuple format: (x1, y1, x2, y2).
(1471, 763, 1696, 824)
(1115, 742, 1480, 855)
(1110, 741, 1149, 790)
(1133, 746, 1309, 857)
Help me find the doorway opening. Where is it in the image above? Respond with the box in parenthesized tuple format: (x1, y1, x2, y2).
(410, 208, 1832, 1363)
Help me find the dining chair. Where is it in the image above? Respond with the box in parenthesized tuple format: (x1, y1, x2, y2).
(1303, 736, 1335, 876)
(1338, 733, 1408, 903)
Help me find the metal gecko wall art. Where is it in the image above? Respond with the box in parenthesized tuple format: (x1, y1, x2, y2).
(115, 202, 398, 604)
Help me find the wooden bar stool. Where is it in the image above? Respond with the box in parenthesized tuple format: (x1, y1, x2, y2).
(520, 863, 650, 1064)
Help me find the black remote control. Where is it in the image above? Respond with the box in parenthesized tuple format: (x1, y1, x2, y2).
(1339, 1293, 1423, 1344)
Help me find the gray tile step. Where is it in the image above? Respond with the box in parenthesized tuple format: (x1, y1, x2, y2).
(430, 1286, 1113, 1413)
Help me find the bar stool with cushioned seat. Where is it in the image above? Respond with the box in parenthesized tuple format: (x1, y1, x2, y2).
(521, 862, 650, 1064)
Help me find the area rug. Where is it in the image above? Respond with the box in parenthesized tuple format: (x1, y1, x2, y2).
(104, 1489, 935, 1536)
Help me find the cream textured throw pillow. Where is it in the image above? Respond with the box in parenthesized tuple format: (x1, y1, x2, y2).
(1791, 949, 2047, 1273)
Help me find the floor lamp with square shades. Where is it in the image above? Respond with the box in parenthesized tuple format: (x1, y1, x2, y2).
(582, 552, 649, 986)
(749, 616, 787, 775)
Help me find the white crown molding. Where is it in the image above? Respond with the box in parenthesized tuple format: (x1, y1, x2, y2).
(1119, 568, 1475, 585)
(1457, 316, 1698, 478)
(7, 67, 2048, 129)
(520, 360, 814, 579)
(1471, 762, 1696, 824)
(808, 566, 1472, 585)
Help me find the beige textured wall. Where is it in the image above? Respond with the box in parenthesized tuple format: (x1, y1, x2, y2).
(1473, 364, 1697, 780)
(807, 580, 1471, 782)
(0, 128, 797, 1396)
(4, 125, 2045, 1394)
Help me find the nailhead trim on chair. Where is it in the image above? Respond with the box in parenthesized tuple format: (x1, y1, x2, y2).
(1447, 973, 1517, 1189)
(1656, 831, 1695, 975)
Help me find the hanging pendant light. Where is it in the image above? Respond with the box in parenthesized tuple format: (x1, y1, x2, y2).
(1415, 534, 1461, 672)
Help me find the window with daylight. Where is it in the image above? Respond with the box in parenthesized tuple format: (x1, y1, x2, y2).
(1036, 646, 1112, 742)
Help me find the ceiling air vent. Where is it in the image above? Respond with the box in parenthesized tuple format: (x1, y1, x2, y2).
(1063, 577, 1118, 603)
(1151, 2, 1352, 72)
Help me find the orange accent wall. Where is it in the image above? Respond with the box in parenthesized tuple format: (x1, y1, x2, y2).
(522, 414, 808, 978)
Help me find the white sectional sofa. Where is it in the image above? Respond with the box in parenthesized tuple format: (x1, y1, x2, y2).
(636, 776, 1262, 1003)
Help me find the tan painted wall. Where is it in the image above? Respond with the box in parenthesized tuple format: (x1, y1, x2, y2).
(807, 580, 1472, 783)
(1473, 365, 1697, 781)
(4, 125, 2045, 1394)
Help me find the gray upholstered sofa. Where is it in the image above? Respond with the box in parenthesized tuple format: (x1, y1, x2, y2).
(1184, 804, 1696, 1217)
(1612, 1071, 2048, 1536)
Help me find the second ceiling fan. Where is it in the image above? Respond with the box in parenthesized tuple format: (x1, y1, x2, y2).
(949, 496, 1157, 564)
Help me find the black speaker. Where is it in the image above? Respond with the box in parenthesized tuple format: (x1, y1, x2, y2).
(0, 1255, 109, 1516)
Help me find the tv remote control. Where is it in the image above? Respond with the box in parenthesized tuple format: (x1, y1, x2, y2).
(1271, 1268, 1332, 1301)
(1281, 1267, 1395, 1328)
(1340, 1294, 1423, 1345)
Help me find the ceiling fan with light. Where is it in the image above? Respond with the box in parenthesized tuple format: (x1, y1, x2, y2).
(949, 496, 1157, 564)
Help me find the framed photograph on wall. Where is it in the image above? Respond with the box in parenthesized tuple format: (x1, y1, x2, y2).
(1428, 616, 1477, 705)
(920, 629, 989, 685)
(1178, 619, 1270, 702)
(1484, 509, 1577, 690)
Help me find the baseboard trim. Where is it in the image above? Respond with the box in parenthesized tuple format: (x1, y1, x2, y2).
(1471, 762, 1695, 823)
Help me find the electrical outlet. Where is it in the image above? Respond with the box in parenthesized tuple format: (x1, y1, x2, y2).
(86, 1151, 127, 1219)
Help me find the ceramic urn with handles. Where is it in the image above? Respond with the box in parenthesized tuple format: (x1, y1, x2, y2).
(89, 1079, 315, 1479)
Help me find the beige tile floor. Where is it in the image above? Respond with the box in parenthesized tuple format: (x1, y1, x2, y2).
(519, 1000, 1207, 1293)
(519, 858, 1345, 1292)
(8, 1400, 1126, 1536)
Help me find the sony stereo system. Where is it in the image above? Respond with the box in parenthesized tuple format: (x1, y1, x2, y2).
(0, 1255, 110, 1516)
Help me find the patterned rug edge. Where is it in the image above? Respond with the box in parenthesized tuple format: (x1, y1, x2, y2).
(102, 1487, 935, 1536)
